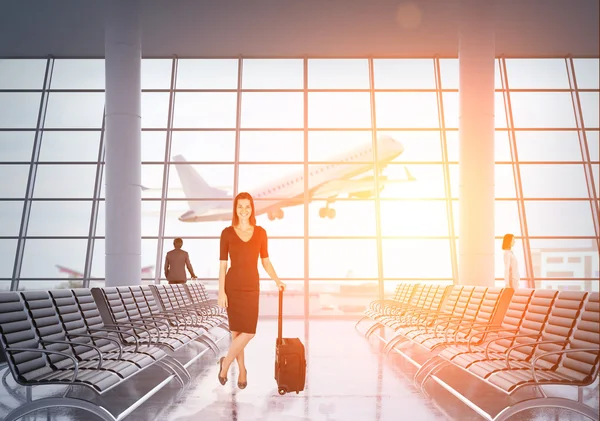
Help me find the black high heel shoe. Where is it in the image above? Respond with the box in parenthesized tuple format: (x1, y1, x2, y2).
(217, 357, 227, 385)
(238, 368, 247, 389)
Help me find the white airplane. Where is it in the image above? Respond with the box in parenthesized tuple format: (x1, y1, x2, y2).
(56, 264, 155, 279)
(172, 135, 415, 222)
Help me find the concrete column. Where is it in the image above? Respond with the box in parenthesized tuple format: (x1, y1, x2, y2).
(104, 0, 142, 287)
(458, 0, 495, 287)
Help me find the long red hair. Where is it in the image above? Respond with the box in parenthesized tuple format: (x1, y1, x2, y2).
(231, 192, 256, 226)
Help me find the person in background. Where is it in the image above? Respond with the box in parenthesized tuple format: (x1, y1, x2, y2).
(164, 238, 197, 284)
(502, 233, 520, 289)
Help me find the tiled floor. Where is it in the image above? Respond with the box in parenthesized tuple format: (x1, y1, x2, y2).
(0, 319, 597, 421)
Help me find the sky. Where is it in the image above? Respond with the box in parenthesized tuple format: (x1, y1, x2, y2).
(0, 57, 598, 291)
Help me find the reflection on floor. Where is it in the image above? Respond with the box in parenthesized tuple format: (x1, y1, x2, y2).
(0, 320, 597, 421)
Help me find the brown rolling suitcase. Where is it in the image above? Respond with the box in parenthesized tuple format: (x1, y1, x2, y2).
(274, 289, 306, 395)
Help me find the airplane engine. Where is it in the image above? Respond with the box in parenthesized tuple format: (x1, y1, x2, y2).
(348, 185, 385, 199)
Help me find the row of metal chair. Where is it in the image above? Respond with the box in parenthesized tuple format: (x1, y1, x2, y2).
(355, 282, 600, 421)
(0, 282, 230, 421)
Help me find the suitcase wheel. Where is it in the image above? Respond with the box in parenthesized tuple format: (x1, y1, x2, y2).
(278, 388, 286, 395)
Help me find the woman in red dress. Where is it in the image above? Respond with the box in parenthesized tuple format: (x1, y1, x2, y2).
(217, 192, 286, 389)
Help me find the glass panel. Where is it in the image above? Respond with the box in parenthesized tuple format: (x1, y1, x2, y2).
(375, 92, 438, 128)
(21, 238, 88, 278)
(0, 239, 17, 278)
(308, 59, 369, 89)
(0, 93, 42, 128)
(309, 239, 378, 279)
(515, 131, 584, 162)
(176, 59, 238, 89)
(308, 280, 381, 317)
(382, 164, 445, 199)
(257, 239, 303, 279)
(96, 200, 161, 238)
(141, 131, 166, 162)
(0, 201, 23, 236)
(142, 92, 170, 129)
(520, 164, 589, 198)
(170, 131, 235, 162)
(0, 282, 10, 291)
(580, 92, 599, 128)
(242, 59, 303, 89)
(573, 58, 600, 89)
(164, 199, 233, 237)
(587, 131, 599, 164)
(45, 93, 105, 128)
(530, 238, 599, 289)
(238, 164, 303, 199)
(505, 59, 570, 89)
(18, 280, 85, 291)
(373, 59, 435, 89)
(309, 199, 376, 237)
(0, 165, 30, 198)
(308, 131, 372, 161)
(526, 201, 596, 237)
(452, 200, 522, 238)
(593, 161, 599, 197)
(39, 131, 101, 162)
(33, 165, 97, 198)
(27, 201, 92, 236)
(51, 59, 105, 89)
(309, 92, 371, 128)
(142, 59, 173, 89)
(0, 59, 47, 89)
(141, 165, 164, 199)
(378, 130, 443, 162)
(443, 92, 507, 129)
(383, 239, 452, 279)
(167, 164, 233, 199)
(439, 58, 503, 90)
(173, 93, 237, 128)
(92, 239, 158, 280)
(381, 200, 448, 236)
(242, 92, 303, 128)
(0, 132, 34, 162)
(510, 92, 576, 128)
(239, 131, 303, 162)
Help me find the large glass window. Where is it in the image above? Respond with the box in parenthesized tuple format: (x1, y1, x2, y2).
(0, 93, 42, 128)
(0, 131, 35, 162)
(0, 201, 24, 236)
(38, 131, 101, 162)
(0, 59, 47, 89)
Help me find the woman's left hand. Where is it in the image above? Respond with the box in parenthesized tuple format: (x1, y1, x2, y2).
(277, 281, 286, 291)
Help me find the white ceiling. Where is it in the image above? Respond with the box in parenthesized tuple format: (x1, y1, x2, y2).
(0, 0, 598, 58)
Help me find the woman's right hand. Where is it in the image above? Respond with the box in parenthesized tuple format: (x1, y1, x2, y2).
(218, 291, 228, 308)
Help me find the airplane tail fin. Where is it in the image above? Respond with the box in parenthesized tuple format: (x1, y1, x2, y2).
(172, 155, 231, 206)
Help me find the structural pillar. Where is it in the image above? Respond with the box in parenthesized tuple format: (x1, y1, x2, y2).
(104, 0, 142, 287)
(458, 0, 495, 287)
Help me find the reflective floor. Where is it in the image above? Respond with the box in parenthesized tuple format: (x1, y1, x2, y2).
(0, 320, 597, 421)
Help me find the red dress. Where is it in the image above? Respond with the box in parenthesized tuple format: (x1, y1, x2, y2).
(219, 225, 269, 334)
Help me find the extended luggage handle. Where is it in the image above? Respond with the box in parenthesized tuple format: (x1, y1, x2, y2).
(277, 288, 283, 344)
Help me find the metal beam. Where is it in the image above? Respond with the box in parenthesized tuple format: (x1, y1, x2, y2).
(11, 56, 54, 291)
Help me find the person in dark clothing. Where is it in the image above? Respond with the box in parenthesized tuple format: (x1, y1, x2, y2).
(164, 238, 197, 284)
(217, 192, 286, 389)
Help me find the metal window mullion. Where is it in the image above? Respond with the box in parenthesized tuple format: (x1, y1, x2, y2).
(566, 56, 600, 251)
(434, 56, 458, 285)
(154, 57, 178, 284)
(82, 109, 106, 287)
(11, 56, 54, 291)
(303, 57, 310, 320)
(233, 57, 243, 198)
(499, 56, 535, 287)
(368, 57, 385, 302)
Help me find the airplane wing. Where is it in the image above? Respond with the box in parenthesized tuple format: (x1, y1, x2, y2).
(311, 166, 416, 198)
(55, 264, 84, 278)
(141, 265, 154, 274)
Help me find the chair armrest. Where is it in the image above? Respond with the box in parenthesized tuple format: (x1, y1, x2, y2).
(65, 333, 123, 360)
(468, 327, 519, 352)
(39, 339, 103, 369)
(6, 347, 79, 382)
(86, 327, 140, 352)
(103, 323, 156, 346)
(483, 333, 542, 359)
(504, 340, 569, 368)
(529, 348, 600, 384)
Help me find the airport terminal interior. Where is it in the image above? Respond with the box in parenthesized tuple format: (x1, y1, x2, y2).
(0, 0, 598, 420)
